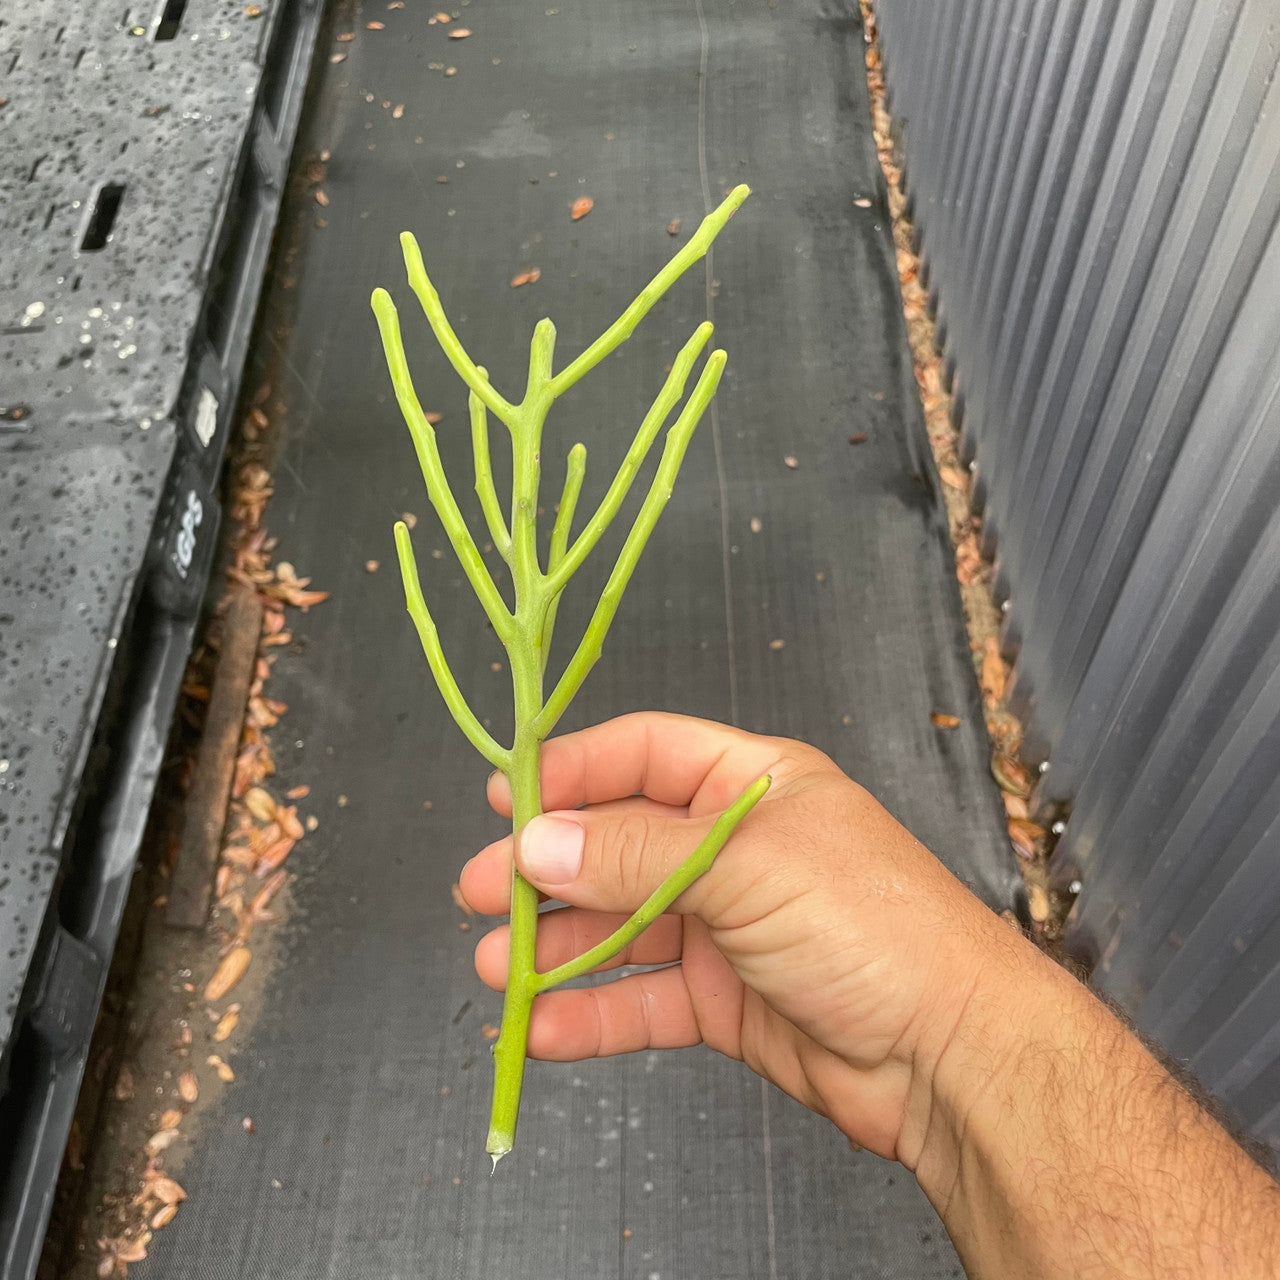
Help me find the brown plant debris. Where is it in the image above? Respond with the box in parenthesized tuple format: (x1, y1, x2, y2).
(860, 0, 1069, 941)
(204, 946, 251, 1002)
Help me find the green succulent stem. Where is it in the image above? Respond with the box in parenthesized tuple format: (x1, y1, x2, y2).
(374, 183, 765, 1165)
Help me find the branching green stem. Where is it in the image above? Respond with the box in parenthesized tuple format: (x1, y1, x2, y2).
(373, 291, 515, 641)
(394, 524, 509, 770)
(535, 350, 727, 739)
(470, 369, 513, 563)
(399, 233, 516, 425)
(545, 321, 714, 597)
(374, 183, 753, 1164)
(550, 184, 750, 396)
(541, 443, 586, 674)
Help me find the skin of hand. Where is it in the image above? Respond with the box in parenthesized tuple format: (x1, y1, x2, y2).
(461, 712, 1280, 1280)
(459, 710, 1015, 1168)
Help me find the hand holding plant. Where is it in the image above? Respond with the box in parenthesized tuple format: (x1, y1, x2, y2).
(459, 711, 1009, 1166)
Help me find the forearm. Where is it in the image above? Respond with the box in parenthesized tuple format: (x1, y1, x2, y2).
(914, 928, 1280, 1280)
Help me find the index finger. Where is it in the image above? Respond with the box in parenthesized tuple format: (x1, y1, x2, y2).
(486, 711, 790, 818)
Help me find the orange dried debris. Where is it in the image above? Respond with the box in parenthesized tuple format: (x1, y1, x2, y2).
(204, 946, 251, 1001)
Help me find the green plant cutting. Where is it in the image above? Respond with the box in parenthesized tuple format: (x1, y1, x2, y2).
(371, 184, 770, 1166)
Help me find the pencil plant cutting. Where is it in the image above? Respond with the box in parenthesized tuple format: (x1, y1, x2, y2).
(371, 184, 769, 1165)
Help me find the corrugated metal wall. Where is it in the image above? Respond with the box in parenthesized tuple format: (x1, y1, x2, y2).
(873, 0, 1280, 1150)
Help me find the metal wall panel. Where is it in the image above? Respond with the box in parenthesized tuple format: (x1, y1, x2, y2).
(875, 0, 1280, 1150)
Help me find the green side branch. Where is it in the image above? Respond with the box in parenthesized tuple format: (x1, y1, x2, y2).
(533, 774, 771, 991)
(373, 183, 754, 1164)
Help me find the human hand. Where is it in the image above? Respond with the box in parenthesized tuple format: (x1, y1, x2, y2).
(459, 712, 1017, 1166)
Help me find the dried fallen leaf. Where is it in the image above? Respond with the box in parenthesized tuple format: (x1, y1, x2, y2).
(145, 1129, 179, 1157)
(157, 1109, 183, 1131)
(749, 516, 762, 533)
(783, 455, 799, 469)
(65, 1120, 85, 1170)
(1028, 883, 1050, 923)
(243, 1116, 257, 1133)
(150, 1204, 178, 1230)
(329, 51, 346, 62)
(930, 712, 961, 729)
(450, 883, 475, 917)
(571, 196, 594, 221)
(402, 512, 418, 529)
(392, 104, 404, 119)
(214, 1008, 240, 1042)
(1003, 791, 1030, 820)
(425, 411, 443, 425)
(510, 268, 541, 288)
(853, 196, 873, 208)
(481, 1023, 499, 1040)
(208, 1055, 236, 1083)
(214, 864, 236, 899)
(178, 1071, 198, 1103)
(314, 189, 329, 207)
(666, 217, 682, 236)
(221, 843, 256, 870)
(255, 868, 289, 908)
(954, 531, 983, 585)
(991, 753, 1033, 799)
(245, 4, 262, 15)
(981, 636, 1006, 703)
(435, 10, 451, 20)
(449, 27, 472, 38)
(244, 787, 277, 823)
(1008, 817, 1046, 859)
(277, 805, 305, 841)
(286, 784, 310, 799)
(255, 835, 296, 874)
(149, 1177, 187, 1206)
(113, 1234, 151, 1264)
(367, 20, 385, 29)
(768, 638, 786, 651)
(205, 946, 251, 1001)
(848, 432, 868, 445)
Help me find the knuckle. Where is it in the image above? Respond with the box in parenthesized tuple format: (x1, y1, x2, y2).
(607, 813, 655, 902)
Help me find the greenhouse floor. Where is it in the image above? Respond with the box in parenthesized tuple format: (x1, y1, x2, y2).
(55, 1, 1019, 1276)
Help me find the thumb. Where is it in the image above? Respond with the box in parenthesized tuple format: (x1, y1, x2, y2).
(514, 807, 724, 915)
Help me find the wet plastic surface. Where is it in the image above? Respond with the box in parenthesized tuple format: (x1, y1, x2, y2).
(133, 1, 1018, 1277)
(0, 2, 322, 1275)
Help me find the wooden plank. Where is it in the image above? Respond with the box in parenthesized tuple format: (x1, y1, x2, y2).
(167, 586, 263, 928)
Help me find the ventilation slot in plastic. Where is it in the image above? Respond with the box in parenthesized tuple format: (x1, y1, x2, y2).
(80, 183, 125, 252)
